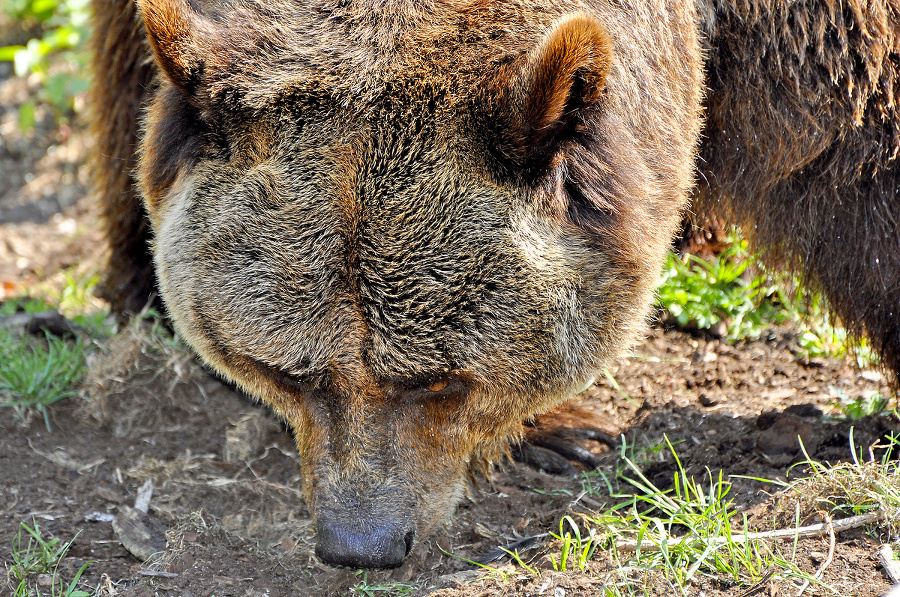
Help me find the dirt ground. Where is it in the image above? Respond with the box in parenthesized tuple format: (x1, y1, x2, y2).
(1, 62, 899, 597)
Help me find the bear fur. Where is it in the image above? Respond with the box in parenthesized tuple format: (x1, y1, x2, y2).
(695, 0, 900, 378)
(88, 0, 897, 568)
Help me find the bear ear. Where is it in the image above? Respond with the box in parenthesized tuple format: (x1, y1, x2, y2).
(491, 13, 613, 173)
(138, 0, 224, 94)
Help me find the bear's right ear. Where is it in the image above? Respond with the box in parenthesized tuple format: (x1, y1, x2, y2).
(138, 0, 225, 95)
(489, 13, 613, 174)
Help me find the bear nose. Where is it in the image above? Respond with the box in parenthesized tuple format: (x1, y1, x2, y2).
(315, 520, 414, 568)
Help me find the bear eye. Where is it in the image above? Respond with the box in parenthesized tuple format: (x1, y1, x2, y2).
(426, 380, 449, 392)
(386, 372, 472, 401)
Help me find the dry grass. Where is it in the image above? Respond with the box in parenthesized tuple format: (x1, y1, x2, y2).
(769, 432, 900, 537)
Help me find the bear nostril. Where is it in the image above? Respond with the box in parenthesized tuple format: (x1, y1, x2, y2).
(315, 519, 413, 569)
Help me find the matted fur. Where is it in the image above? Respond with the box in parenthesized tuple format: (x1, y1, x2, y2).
(89, 2, 157, 314)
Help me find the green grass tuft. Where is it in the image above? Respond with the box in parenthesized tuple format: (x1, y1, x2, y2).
(0, 329, 85, 431)
(658, 236, 788, 341)
(657, 231, 883, 370)
(6, 520, 95, 597)
(350, 570, 418, 596)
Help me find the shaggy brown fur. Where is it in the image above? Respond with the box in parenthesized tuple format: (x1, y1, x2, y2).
(89, 2, 157, 313)
(90, 0, 702, 568)
(90, 0, 900, 571)
(694, 0, 900, 378)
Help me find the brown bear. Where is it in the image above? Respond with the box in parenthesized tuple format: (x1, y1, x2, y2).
(90, 0, 703, 568)
(87, 0, 900, 570)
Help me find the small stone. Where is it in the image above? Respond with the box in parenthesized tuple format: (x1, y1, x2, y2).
(112, 505, 168, 562)
(756, 413, 820, 456)
(809, 550, 826, 564)
(698, 393, 718, 407)
(709, 320, 728, 339)
(36, 574, 54, 588)
(861, 370, 884, 382)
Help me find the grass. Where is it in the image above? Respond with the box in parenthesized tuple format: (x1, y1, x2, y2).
(6, 520, 94, 597)
(483, 434, 900, 596)
(776, 431, 900, 536)
(829, 388, 894, 421)
(658, 236, 788, 341)
(548, 515, 598, 572)
(0, 328, 85, 430)
(0, 273, 113, 430)
(581, 439, 824, 596)
(656, 232, 881, 370)
(350, 571, 418, 596)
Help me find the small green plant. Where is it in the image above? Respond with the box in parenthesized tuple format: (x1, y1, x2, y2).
(830, 388, 892, 420)
(657, 236, 789, 341)
(1, 0, 91, 127)
(7, 520, 94, 597)
(0, 296, 54, 317)
(657, 231, 877, 365)
(549, 515, 598, 572)
(548, 438, 827, 596)
(350, 570, 417, 596)
(778, 291, 879, 368)
(500, 548, 540, 575)
(52, 271, 112, 339)
(579, 437, 681, 498)
(0, 328, 86, 430)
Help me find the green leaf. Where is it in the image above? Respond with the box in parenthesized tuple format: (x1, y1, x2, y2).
(30, 0, 60, 16)
(17, 101, 35, 131)
(0, 44, 26, 61)
(13, 38, 44, 77)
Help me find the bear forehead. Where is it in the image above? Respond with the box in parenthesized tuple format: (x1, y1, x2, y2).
(193, 1, 563, 107)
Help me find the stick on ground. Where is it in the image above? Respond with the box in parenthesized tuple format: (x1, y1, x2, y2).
(879, 544, 900, 585)
(614, 511, 883, 552)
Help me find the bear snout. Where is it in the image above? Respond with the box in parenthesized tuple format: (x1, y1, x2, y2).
(313, 484, 417, 568)
(315, 518, 414, 569)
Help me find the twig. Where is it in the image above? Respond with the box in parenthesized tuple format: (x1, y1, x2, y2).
(134, 480, 155, 514)
(614, 511, 883, 552)
(879, 543, 900, 585)
(796, 514, 834, 596)
(138, 570, 178, 578)
(737, 569, 774, 597)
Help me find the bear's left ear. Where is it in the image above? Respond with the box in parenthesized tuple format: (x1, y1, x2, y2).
(138, 0, 227, 96)
(488, 13, 613, 174)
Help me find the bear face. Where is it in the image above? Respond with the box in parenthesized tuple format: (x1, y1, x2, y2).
(134, 0, 702, 568)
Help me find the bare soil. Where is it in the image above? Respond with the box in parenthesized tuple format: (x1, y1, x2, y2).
(1, 65, 898, 597)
